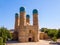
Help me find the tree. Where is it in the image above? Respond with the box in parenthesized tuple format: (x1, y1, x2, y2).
(57, 29, 60, 38)
(40, 28, 47, 32)
(0, 37, 3, 45)
(47, 29, 58, 38)
(52, 36, 57, 42)
(0, 27, 12, 43)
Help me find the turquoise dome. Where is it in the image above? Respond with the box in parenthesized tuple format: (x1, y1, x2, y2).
(33, 9, 38, 14)
(20, 7, 25, 12)
(15, 13, 18, 17)
(26, 15, 30, 18)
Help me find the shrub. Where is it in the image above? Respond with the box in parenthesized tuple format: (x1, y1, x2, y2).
(3, 43, 5, 45)
(0, 37, 3, 45)
(52, 37, 57, 42)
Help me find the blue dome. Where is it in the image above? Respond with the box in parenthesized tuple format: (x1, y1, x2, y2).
(26, 15, 30, 18)
(33, 9, 38, 14)
(15, 13, 18, 17)
(20, 7, 25, 12)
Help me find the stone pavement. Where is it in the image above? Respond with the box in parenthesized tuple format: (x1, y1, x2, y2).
(6, 40, 50, 45)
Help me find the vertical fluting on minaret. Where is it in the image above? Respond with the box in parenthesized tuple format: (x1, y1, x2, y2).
(26, 15, 30, 25)
(33, 9, 38, 27)
(15, 13, 19, 31)
(19, 7, 26, 26)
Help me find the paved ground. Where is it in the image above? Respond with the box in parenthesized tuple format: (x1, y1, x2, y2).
(6, 39, 60, 45)
(6, 40, 50, 45)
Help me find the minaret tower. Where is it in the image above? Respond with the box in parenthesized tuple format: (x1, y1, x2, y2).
(33, 9, 39, 41)
(14, 13, 19, 40)
(15, 13, 19, 31)
(26, 15, 30, 25)
(33, 9, 38, 28)
(18, 7, 26, 42)
(20, 7, 26, 26)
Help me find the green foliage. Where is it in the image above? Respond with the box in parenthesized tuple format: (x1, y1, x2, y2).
(41, 28, 47, 32)
(40, 28, 59, 40)
(0, 27, 12, 43)
(52, 36, 57, 42)
(57, 29, 60, 38)
(47, 29, 58, 38)
(0, 37, 3, 45)
(3, 43, 5, 45)
(41, 28, 58, 38)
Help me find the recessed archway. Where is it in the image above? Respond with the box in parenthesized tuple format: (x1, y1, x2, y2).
(28, 38, 32, 42)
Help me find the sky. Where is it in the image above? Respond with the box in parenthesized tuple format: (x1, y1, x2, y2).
(0, 0, 60, 29)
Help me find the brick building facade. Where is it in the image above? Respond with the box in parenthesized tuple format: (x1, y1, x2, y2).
(14, 7, 39, 42)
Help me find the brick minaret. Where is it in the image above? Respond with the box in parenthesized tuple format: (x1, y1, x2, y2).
(14, 13, 19, 40)
(19, 7, 26, 26)
(33, 9, 39, 41)
(26, 15, 30, 24)
(33, 9, 38, 27)
(18, 7, 26, 42)
(15, 13, 19, 31)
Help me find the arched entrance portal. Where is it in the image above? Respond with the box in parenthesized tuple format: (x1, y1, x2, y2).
(28, 38, 32, 42)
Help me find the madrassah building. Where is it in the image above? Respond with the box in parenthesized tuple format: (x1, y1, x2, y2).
(10, 7, 49, 42)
